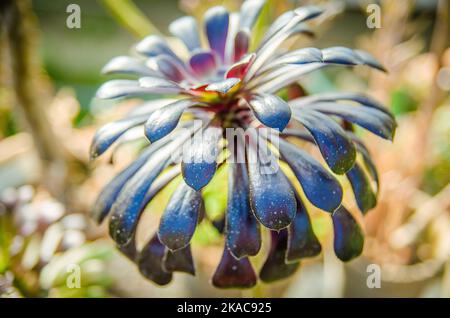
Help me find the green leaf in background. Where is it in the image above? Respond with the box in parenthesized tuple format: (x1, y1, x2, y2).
(201, 163, 228, 221)
(39, 241, 114, 290)
(192, 221, 222, 246)
(391, 87, 418, 115)
(0, 214, 14, 273)
(99, 0, 161, 38)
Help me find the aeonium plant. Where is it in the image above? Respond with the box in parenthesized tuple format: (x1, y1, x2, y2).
(90, 1, 396, 288)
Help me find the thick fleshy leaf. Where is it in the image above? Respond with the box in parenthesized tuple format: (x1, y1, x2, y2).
(154, 55, 186, 82)
(354, 49, 386, 72)
(260, 230, 300, 282)
(108, 159, 168, 245)
(332, 206, 364, 262)
(258, 47, 322, 73)
(144, 99, 197, 143)
(92, 140, 169, 224)
(182, 126, 222, 190)
(226, 159, 261, 259)
(90, 114, 148, 159)
(239, 0, 266, 31)
(283, 128, 380, 200)
(224, 13, 240, 65)
(162, 244, 195, 275)
(212, 247, 257, 288)
(126, 98, 177, 117)
(118, 236, 137, 261)
(348, 133, 379, 187)
(322, 46, 361, 65)
(246, 6, 323, 80)
(284, 127, 380, 191)
(293, 110, 356, 174)
(136, 35, 180, 62)
(108, 136, 190, 246)
(346, 163, 377, 214)
(247, 94, 292, 131)
(212, 216, 226, 234)
(281, 128, 313, 142)
(260, 10, 295, 45)
(251, 64, 320, 94)
(169, 16, 201, 51)
(205, 77, 240, 94)
(254, 48, 384, 94)
(96, 80, 154, 99)
(260, 5, 321, 47)
(322, 47, 386, 72)
(105, 128, 143, 162)
(101, 56, 161, 77)
(158, 183, 202, 251)
(137, 234, 172, 285)
(247, 131, 297, 230)
(225, 53, 255, 79)
(290, 92, 394, 119)
(304, 102, 396, 140)
(293, 5, 323, 22)
(189, 50, 217, 77)
(204, 6, 229, 61)
(278, 138, 343, 212)
(138, 76, 182, 94)
(233, 30, 250, 62)
(290, 23, 315, 38)
(286, 193, 321, 262)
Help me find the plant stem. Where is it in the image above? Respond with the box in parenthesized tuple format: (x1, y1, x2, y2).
(99, 0, 161, 38)
(1, 0, 87, 208)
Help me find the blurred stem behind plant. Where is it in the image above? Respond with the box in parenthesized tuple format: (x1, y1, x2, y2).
(0, 0, 87, 209)
(99, 0, 161, 38)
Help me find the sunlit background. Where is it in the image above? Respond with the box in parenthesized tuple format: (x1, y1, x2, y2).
(0, 0, 449, 297)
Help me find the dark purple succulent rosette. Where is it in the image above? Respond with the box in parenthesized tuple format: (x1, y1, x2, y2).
(91, 0, 396, 288)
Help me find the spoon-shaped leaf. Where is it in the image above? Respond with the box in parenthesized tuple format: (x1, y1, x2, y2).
(96, 80, 155, 99)
(204, 6, 229, 61)
(169, 16, 201, 52)
(279, 138, 343, 212)
(305, 102, 396, 140)
(233, 30, 250, 62)
(136, 35, 181, 62)
(238, 0, 266, 31)
(162, 244, 195, 275)
(346, 163, 377, 214)
(212, 247, 257, 288)
(247, 93, 292, 132)
(101, 56, 161, 77)
(182, 126, 222, 190)
(189, 50, 217, 77)
(286, 193, 322, 262)
(158, 182, 202, 251)
(137, 234, 172, 285)
(247, 131, 297, 230)
(92, 140, 169, 224)
(144, 99, 197, 143)
(260, 230, 300, 282)
(294, 109, 356, 174)
(205, 78, 240, 94)
(332, 206, 364, 262)
(226, 159, 261, 259)
(90, 114, 148, 160)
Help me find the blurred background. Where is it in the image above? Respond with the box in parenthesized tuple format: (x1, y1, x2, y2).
(0, 0, 449, 298)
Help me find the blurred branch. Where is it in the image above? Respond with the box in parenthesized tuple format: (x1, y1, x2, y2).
(420, 0, 449, 117)
(415, 0, 449, 164)
(99, 0, 161, 38)
(1, 0, 64, 165)
(390, 185, 450, 249)
(1, 0, 87, 207)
